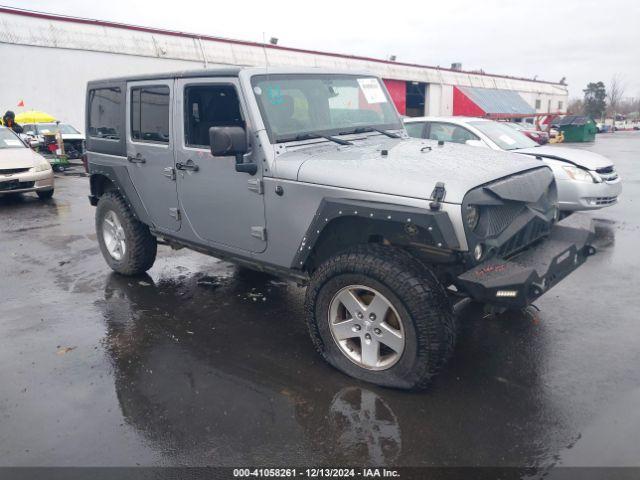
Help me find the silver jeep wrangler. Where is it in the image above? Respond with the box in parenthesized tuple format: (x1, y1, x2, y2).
(86, 67, 595, 389)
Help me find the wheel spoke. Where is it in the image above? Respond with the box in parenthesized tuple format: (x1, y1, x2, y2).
(337, 289, 365, 318)
(361, 338, 380, 367)
(105, 235, 116, 252)
(367, 294, 390, 320)
(332, 319, 360, 340)
(379, 322, 403, 353)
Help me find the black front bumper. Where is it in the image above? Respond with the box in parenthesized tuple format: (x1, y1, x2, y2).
(457, 214, 596, 308)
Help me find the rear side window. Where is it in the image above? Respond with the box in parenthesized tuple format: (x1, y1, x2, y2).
(131, 86, 170, 143)
(88, 88, 122, 140)
(427, 122, 478, 144)
(404, 122, 426, 138)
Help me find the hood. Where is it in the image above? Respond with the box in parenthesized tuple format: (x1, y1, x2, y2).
(514, 145, 613, 170)
(0, 146, 46, 169)
(275, 137, 544, 204)
(60, 133, 85, 141)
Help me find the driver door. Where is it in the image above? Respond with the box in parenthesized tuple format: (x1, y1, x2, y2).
(175, 78, 266, 253)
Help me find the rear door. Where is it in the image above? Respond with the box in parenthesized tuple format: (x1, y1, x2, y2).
(175, 77, 266, 253)
(126, 80, 180, 232)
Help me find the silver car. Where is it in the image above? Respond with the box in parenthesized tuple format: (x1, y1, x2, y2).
(404, 116, 622, 212)
(0, 126, 54, 199)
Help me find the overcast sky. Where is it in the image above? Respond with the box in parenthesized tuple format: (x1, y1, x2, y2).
(3, 0, 639, 98)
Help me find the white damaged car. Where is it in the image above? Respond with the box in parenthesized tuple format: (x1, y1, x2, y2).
(404, 116, 622, 212)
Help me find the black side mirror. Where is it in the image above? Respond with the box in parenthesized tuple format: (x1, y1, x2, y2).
(209, 126, 247, 157)
(209, 126, 256, 175)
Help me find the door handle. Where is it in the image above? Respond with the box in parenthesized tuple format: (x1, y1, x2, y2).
(127, 153, 146, 163)
(176, 161, 199, 172)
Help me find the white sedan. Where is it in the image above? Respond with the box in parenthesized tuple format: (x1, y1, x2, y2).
(0, 127, 54, 199)
(404, 116, 622, 212)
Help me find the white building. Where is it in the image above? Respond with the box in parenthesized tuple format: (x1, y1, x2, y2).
(0, 6, 568, 131)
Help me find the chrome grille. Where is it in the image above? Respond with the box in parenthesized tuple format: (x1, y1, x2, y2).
(0, 167, 30, 175)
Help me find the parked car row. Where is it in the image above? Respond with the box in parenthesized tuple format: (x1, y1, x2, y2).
(403, 116, 621, 213)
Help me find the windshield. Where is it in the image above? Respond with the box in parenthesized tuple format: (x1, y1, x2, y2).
(468, 121, 538, 150)
(251, 74, 401, 143)
(36, 123, 80, 135)
(0, 128, 26, 149)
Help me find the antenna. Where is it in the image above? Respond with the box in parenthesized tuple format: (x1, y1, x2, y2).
(261, 32, 270, 68)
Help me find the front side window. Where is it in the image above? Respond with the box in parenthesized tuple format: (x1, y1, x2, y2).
(427, 123, 479, 144)
(88, 87, 122, 140)
(0, 128, 26, 149)
(404, 121, 426, 138)
(251, 74, 401, 142)
(131, 86, 170, 143)
(184, 84, 243, 148)
(468, 120, 538, 150)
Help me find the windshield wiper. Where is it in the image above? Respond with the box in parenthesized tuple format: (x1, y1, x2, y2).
(347, 126, 401, 139)
(284, 133, 353, 146)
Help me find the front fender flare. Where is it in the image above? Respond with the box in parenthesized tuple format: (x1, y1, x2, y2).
(291, 198, 459, 269)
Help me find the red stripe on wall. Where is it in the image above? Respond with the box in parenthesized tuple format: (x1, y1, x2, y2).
(453, 86, 486, 117)
(383, 79, 406, 115)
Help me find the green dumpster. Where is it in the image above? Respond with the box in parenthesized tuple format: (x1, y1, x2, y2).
(551, 115, 597, 142)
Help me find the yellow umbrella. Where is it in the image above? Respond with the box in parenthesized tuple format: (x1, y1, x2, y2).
(14, 110, 57, 124)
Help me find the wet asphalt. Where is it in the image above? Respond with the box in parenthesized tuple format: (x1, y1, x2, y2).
(0, 132, 639, 469)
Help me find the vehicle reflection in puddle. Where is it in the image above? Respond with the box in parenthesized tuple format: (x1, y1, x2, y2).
(97, 268, 569, 467)
(329, 387, 401, 465)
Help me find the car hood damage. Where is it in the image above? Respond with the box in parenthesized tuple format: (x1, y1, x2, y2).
(514, 145, 613, 170)
(275, 138, 545, 204)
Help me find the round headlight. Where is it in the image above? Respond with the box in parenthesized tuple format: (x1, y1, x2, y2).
(473, 243, 484, 261)
(465, 205, 480, 230)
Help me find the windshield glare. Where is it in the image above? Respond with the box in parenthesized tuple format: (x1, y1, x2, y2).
(468, 121, 538, 150)
(251, 74, 401, 142)
(0, 128, 26, 149)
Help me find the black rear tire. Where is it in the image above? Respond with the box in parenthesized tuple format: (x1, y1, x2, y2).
(305, 245, 456, 390)
(96, 191, 157, 275)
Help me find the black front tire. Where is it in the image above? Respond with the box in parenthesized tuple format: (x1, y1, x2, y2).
(96, 191, 157, 275)
(36, 189, 54, 200)
(305, 245, 456, 390)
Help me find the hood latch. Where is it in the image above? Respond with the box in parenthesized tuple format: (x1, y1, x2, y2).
(430, 182, 446, 211)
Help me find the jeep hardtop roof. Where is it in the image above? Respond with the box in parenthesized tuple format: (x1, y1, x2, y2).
(86, 67, 377, 87)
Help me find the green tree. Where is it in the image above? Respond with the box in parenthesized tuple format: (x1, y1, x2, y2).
(583, 82, 607, 119)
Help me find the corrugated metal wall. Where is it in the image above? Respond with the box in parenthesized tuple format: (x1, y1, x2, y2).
(0, 8, 569, 129)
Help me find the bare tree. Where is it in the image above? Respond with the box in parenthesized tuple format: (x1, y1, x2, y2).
(607, 74, 626, 120)
(567, 98, 584, 115)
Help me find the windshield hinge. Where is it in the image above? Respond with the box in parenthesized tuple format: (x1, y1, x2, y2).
(429, 182, 446, 211)
(163, 166, 176, 180)
(247, 178, 263, 195)
(251, 226, 267, 241)
(169, 208, 180, 221)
